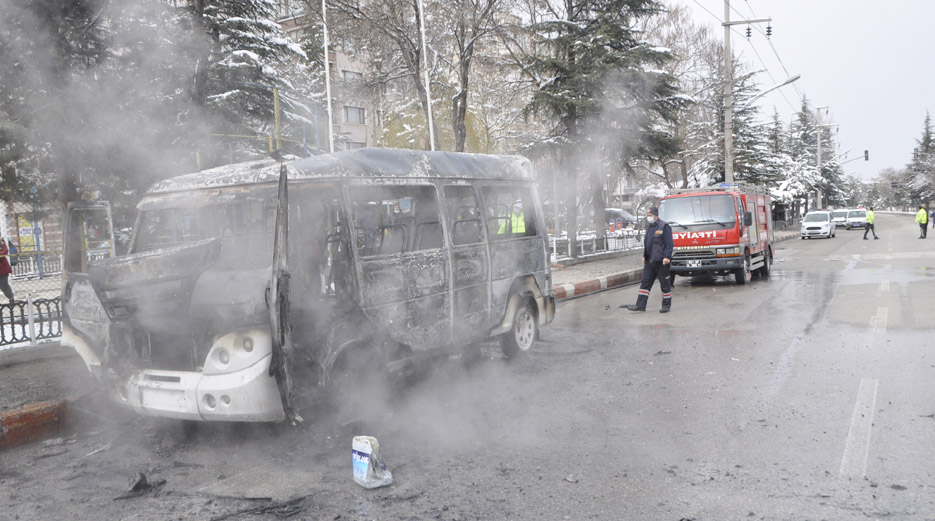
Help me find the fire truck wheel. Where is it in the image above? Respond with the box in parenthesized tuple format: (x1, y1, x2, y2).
(501, 298, 537, 358)
(733, 253, 750, 285)
(758, 251, 770, 278)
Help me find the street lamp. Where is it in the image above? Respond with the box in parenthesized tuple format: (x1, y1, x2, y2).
(739, 74, 801, 110)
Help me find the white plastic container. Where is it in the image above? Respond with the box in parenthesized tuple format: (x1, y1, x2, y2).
(352, 436, 393, 489)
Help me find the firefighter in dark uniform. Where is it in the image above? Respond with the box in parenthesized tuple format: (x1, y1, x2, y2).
(621, 206, 674, 313)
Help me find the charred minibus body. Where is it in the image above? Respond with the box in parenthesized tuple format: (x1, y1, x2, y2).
(62, 149, 556, 422)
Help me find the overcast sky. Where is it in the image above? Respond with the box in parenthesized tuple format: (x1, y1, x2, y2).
(678, 0, 935, 180)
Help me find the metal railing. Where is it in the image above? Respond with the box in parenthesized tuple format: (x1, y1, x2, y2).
(551, 229, 644, 261)
(2, 251, 64, 348)
(0, 296, 62, 347)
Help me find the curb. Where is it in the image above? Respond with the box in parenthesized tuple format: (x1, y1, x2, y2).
(0, 400, 67, 450)
(554, 268, 642, 300)
(554, 231, 799, 302)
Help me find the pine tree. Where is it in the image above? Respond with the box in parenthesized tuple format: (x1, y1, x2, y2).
(185, 0, 314, 167)
(522, 0, 679, 255)
(906, 111, 935, 202)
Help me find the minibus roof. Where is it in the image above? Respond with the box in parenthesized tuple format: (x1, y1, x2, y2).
(148, 149, 533, 195)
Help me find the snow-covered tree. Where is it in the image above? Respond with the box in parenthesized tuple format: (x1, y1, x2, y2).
(185, 0, 314, 166)
(906, 111, 935, 202)
(519, 0, 680, 255)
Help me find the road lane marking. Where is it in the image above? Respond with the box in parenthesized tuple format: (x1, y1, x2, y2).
(839, 378, 879, 477)
(870, 307, 888, 334)
(829, 252, 935, 261)
(880, 279, 890, 292)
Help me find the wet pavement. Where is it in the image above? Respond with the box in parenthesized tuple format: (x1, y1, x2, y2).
(3, 213, 934, 520)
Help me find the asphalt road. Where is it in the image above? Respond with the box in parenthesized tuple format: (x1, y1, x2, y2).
(2, 213, 934, 521)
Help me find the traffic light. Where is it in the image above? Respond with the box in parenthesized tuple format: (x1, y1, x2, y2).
(864, 150, 869, 161)
(746, 26, 752, 39)
(766, 25, 772, 37)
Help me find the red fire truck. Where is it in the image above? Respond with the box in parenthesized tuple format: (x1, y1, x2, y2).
(657, 184, 773, 285)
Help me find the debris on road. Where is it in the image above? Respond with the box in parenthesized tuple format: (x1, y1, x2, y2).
(564, 474, 578, 483)
(113, 472, 166, 500)
(209, 494, 315, 521)
(352, 436, 393, 489)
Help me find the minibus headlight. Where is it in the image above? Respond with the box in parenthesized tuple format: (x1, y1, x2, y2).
(203, 330, 272, 376)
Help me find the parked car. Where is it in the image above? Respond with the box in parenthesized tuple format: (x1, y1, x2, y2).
(605, 208, 637, 230)
(801, 210, 836, 239)
(831, 209, 849, 229)
(846, 209, 867, 229)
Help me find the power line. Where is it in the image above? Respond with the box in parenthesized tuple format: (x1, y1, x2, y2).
(690, 0, 798, 112)
(735, 1, 805, 102)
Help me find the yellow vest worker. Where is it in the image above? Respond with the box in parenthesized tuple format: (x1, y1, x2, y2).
(498, 205, 525, 235)
(917, 205, 928, 238)
(864, 208, 878, 240)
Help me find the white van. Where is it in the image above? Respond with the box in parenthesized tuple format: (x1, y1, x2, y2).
(846, 209, 867, 229)
(801, 210, 836, 239)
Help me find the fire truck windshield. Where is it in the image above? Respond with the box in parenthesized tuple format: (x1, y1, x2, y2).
(658, 194, 736, 229)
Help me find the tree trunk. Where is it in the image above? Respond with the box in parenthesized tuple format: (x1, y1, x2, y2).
(590, 167, 606, 242)
(189, 0, 211, 110)
(451, 15, 471, 152)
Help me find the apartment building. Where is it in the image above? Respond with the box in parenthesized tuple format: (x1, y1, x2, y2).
(276, 3, 381, 151)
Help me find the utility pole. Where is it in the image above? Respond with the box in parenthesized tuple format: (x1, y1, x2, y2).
(722, 1, 771, 184)
(321, 0, 334, 153)
(815, 106, 837, 209)
(417, 0, 435, 151)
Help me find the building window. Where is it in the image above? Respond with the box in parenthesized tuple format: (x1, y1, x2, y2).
(342, 70, 363, 83)
(345, 142, 366, 150)
(344, 106, 365, 124)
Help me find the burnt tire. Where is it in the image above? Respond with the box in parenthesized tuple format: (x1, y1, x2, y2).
(500, 298, 537, 358)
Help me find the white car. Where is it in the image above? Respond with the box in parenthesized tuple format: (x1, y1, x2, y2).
(845, 209, 867, 229)
(801, 210, 836, 239)
(831, 209, 849, 229)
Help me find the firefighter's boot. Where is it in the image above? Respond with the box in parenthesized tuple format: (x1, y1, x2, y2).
(620, 293, 648, 312)
(660, 298, 671, 313)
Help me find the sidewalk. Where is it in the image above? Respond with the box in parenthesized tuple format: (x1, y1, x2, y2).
(551, 229, 800, 299)
(0, 343, 93, 449)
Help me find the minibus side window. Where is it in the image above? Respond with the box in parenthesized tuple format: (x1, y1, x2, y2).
(482, 186, 537, 239)
(445, 185, 484, 246)
(351, 185, 443, 256)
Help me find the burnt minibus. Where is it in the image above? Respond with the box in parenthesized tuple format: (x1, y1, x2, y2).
(62, 149, 556, 423)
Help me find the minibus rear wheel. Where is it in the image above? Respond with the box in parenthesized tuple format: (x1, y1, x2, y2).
(501, 298, 537, 358)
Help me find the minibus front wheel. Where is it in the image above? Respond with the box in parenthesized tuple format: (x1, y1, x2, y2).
(501, 298, 538, 358)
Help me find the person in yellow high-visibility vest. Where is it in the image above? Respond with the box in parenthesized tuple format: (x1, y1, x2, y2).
(498, 201, 525, 235)
(916, 204, 928, 238)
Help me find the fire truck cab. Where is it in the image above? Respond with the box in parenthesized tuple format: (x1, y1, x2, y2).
(658, 184, 773, 285)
